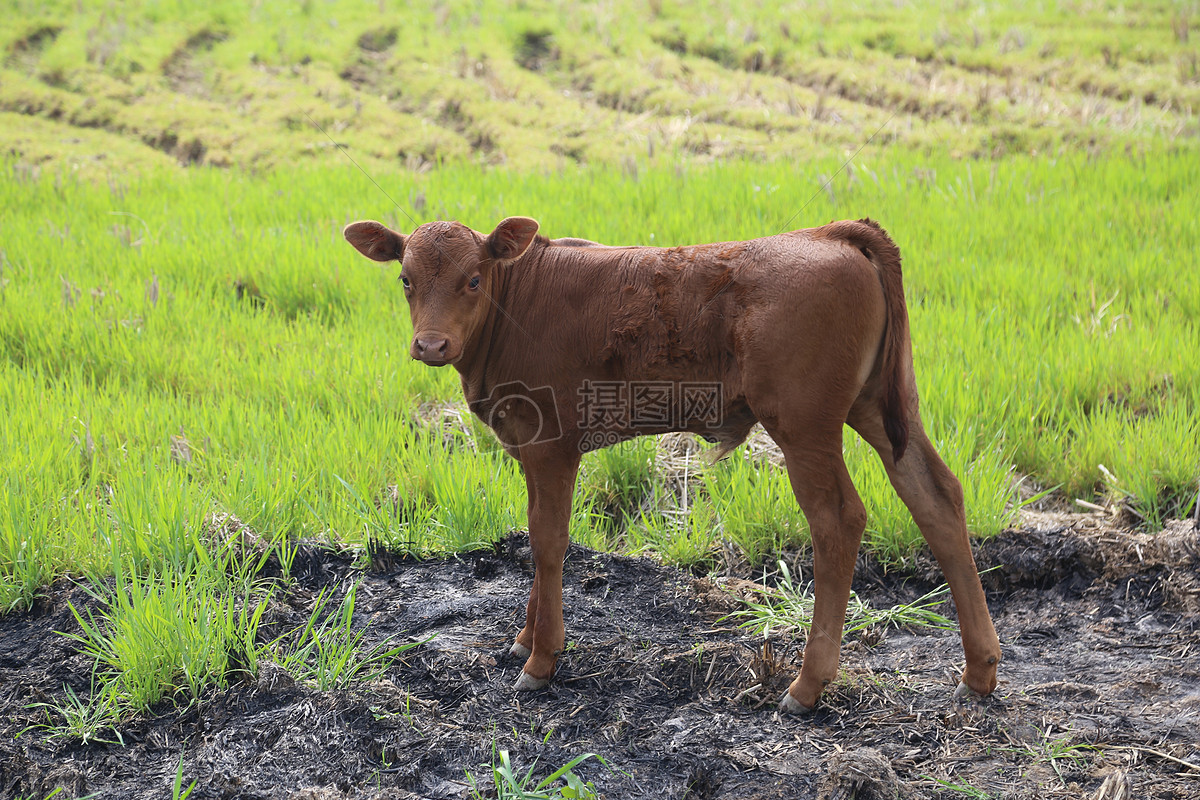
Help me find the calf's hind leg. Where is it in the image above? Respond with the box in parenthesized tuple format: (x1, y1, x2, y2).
(847, 402, 1001, 698)
(770, 429, 870, 713)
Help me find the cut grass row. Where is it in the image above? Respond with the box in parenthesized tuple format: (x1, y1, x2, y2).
(2, 0, 1197, 175)
(2, 148, 1196, 619)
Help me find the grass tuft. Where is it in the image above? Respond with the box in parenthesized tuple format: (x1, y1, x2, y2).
(466, 747, 609, 800)
(729, 561, 956, 639)
(23, 677, 125, 746)
(64, 566, 272, 712)
(266, 580, 427, 691)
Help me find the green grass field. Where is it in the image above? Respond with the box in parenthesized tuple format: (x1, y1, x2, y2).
(1, 0, 1198, 740)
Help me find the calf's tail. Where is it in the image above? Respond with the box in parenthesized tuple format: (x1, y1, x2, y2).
(820, 218, 911, 461)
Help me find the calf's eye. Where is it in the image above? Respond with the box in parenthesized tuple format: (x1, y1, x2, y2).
(400, 275, 411, 289)
(468, 276, 481, 290)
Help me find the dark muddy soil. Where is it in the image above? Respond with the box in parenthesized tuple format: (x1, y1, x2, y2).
(2, 514, 1199, 800)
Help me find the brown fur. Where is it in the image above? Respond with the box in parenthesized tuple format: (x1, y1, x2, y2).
(812, 218, 910, 460)
(343, 216, 1001, 710)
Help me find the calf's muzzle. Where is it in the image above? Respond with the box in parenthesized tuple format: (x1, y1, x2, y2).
(412, 334, 451, 365)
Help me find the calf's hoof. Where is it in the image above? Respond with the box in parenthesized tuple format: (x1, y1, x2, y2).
(778, 691, 814, 715)
(509, 641, 532, 660)
(953, 681, 986, 702)
(513, 670, 550, 692)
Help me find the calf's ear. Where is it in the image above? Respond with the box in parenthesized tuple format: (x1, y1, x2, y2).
(344, 221, 405, 262)
(485, 217, 540, 262)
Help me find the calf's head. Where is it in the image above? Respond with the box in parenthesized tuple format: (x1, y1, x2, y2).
(343, 217, 540, 366)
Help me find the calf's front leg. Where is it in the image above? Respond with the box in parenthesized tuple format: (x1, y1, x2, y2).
(512, 447, 581, 690)
(509, 474, 539, 661)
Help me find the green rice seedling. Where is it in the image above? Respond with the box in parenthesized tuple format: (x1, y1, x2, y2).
(335, 423, 528, 555)
(920, 776, 995, 799)
(171, 752, 198, 800)
(329, 471, 415, 554)
(0, 477, 58, 612)
(1037, 738, 1098, 780)
(418, 458, 516, 553)
(101, 465, 217, 579)
(586, 440, 658, 512)
(621, 495, 722, 569)
(1002, 730, 1098, 783)
(217, 459, 322, 550)
(23, 676, 124, 746)
(266, 580, 426, 690)
(655, 497, 722, 568)
(702, 456, 809, 567)
(466, 747, 608, 800)
(64, 563, 272, 712)
(729, 561, 955, 639)
(7, 790, 98, 800)
(572, 440, 659, 551)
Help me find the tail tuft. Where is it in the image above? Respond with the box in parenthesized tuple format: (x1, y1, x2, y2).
(882, 382, 908, 461)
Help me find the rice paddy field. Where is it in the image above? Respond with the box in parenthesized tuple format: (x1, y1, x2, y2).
(1, 1, 1199, 798)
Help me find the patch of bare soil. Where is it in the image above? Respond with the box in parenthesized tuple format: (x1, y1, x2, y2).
(162, 28, 227, 98)
(2, 517, 1198, 799)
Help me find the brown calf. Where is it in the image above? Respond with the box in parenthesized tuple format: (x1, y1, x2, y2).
(344, 216, 1001, 712)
